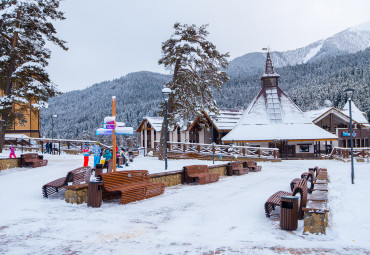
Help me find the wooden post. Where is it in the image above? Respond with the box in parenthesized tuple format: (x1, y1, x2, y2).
(242, 148, 246, 156)
(112, 97, 117, 172)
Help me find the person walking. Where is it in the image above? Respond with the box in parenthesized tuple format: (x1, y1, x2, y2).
(9, 147, 16, 158)
(83, 142, 90, 167)
(92, 142, 101, 168)
(45, 142, 50, 154)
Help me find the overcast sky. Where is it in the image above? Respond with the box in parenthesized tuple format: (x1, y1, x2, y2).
(46, 0, 370, 92)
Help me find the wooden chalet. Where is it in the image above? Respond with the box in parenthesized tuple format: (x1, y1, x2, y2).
(188, 109, 243, 144)
(136, 109, 243, 151)
(222, 52, 338, 158)
(0, 89, 41, 138)
(306, 102, 369, 150)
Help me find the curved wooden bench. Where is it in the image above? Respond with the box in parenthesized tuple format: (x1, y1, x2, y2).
(42, 166, 92, 198)
(99, 170, 165, 204)
(184, 165, 219, 185)
(265, 178, 307, 219)
(290, 170, 316, 193)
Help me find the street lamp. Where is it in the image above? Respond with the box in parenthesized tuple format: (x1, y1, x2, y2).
(344, 88, 355, 184)
(51, 114, 57, 155)
(209, 113, 216, 164)
(162, 87, 171, 170)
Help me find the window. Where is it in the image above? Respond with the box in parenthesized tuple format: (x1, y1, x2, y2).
(299, 145, 310, 152)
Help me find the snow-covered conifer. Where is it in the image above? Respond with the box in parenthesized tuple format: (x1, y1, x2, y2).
(0, 0, 67, 151)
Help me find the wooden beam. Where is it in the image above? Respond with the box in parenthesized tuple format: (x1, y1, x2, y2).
(112, 97, 117, 172)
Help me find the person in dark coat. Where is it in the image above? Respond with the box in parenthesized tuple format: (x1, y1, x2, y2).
(45, 142, 50, 154)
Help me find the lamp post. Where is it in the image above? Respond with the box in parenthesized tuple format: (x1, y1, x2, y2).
(209, 114, 216, 164)
(51, 114, 57, 155)
(162, 87, 171, 170)
(344, 88, 355, 184)
(21, 134, 24, 153)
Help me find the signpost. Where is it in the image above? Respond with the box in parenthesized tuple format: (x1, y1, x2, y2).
(95, 97, 133, 172)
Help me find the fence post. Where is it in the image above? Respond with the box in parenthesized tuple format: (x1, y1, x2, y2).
(183, 143, 186, 152)
(258, 149, 261, 158)
(242, 148, 246, 156)
(197, 145, 200, 153)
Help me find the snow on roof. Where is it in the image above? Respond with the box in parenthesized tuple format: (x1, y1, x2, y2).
(342, 101, 369, 125)
(5, 134, 30, 139)
(144, 117, 163, 132)
(305, 107, 333, 121)
(210, 109, 243, 131)
(222, 123, 338, 142)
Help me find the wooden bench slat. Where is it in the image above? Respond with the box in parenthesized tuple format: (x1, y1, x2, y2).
(100, 170, 165, 204)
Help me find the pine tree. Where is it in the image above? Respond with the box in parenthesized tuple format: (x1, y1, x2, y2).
(157, 23, 229, 160)
(0, 0, 67, 152)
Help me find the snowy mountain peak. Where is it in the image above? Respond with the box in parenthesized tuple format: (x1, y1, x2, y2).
(349, 21, 370, 32)
(227, 21, 370, 77)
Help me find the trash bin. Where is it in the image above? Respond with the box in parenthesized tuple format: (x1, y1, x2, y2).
(280, 196, 299, 230)
(95, 164, 103, 177)
(87, 180, 103, 208)
(226, 163, 233, 176)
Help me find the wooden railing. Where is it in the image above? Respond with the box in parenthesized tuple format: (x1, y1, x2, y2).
(328, 147, 370, 160)
(154, 141, 279, 159)
(3, 137, 112, 154)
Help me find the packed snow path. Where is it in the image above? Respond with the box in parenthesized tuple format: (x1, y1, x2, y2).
(0, 153, 369, 254)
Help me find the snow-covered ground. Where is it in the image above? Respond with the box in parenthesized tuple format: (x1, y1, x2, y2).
(0, 150, 369, 254)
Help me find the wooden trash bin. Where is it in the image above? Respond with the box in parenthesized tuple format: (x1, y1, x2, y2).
(226, 163, 233, 176)
(87, 181, 103, 207)
(280, 196, 299, 230)
(95, 164, 103, 177)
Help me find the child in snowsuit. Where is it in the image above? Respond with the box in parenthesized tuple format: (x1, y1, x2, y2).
(92, 142, 101, 168)
(9, 147, 16, 158)
(83, 142, 90, 167)
(102, 150, 113, 169)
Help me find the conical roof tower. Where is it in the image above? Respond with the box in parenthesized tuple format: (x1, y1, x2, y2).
(222, 52, 338, 142)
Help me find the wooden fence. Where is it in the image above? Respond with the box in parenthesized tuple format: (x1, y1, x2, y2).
(327, 147, 370, 160)
(154, 141, 279, 159)
(3, 137, 111, 154)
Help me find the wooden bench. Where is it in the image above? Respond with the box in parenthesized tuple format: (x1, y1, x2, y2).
(228, 161, 249, 175)
(244, 161, 262, 172)
(42, 166, 92, 198)
(21, 153, 48, 168)
(183, 165, 219, 185)
(99, 170, 165, 204)
(290, 169, 316, 193)
(265, 178, 307, 219)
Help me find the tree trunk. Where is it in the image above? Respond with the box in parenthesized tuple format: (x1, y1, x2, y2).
(0, 11, 20, 153)
(158, 59, 180, 160)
